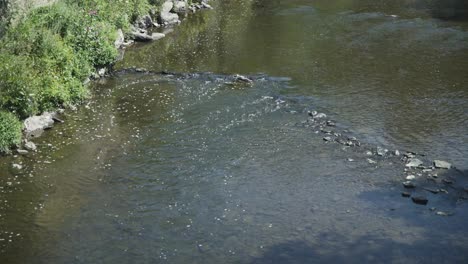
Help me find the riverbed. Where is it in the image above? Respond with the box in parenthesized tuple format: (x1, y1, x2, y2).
(1, 0, 468, 263)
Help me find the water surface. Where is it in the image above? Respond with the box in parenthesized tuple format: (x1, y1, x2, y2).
(1, 0, 467, 263)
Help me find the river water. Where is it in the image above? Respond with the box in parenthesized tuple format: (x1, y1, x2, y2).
(1, 0, 468, 263)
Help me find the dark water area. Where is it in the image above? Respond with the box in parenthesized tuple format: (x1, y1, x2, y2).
(1, 0, 468, 263)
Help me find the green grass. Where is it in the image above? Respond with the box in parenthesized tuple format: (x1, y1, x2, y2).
(0, 111, 22, 154)
(0, 0, 162, 153)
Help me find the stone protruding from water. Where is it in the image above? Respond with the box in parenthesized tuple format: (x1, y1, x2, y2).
(24, 112, 55, 134)
(405, 158, 423, 168)
(159, 1, 180, 25)
(434, 160, 451, 169)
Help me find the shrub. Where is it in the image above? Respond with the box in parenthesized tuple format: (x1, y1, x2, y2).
(0, 111, 22, 154)
(0, 0, 161, 152)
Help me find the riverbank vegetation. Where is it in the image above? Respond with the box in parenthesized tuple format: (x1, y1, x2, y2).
(0, 0, 164, 153)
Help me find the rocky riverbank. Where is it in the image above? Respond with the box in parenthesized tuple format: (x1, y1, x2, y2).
(1, 0, 214, 155)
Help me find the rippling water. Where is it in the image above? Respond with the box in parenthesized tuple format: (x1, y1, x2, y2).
(1, 0, 468, 263)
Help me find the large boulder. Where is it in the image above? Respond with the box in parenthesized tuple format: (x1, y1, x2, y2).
(24, 112, 55, 134)
(173, 1, 188, 12)
(136, 14, 154, 29)
(159, 1, 180, 25)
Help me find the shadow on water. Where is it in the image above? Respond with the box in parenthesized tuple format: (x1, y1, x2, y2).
(429, 0, 468, 21)
(247, 232, 468, 264)
(248, 172, 468, 264)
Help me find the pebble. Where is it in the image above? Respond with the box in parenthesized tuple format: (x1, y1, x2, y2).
(411, 196, 428, 205)
(394, 150, 400, 156)
(347, 158, 354, 162)
(323, 137, 332, 142)
(406, 175, 416, 180)
(366, 151, 373, 156)
(367, 158, 376, 164)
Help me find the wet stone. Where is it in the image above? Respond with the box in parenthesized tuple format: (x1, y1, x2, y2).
(16, 149, 28, 155)
(411, 196, 428, 205)
(323, 137, 332, 142)
(12, 164, 22, 170)
(442, 179, 454, 184)
(406, 175, 416, 180)
(401, 192, 411, 197)
(406, 158, 423, 168)
(433, 160, 451, 169)
(402, 181, 416, 189)
(326, 120, 336, 127)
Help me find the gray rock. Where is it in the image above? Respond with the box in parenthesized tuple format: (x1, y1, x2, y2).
(405, 175, 416, 180)
(323, 136, 332, 142)
(314, 113, 327, 119)
(136, 14, 153, 29)
(405, 158, 423, 168)
(12, 163, 22, 170)
(367, 158, 377, 164)
(394, 150, 400, 156)
(201, 2, 213, 9)
(159, 1, 180, 25)
(98, 68, 107, 77)
(173, 0, 188, 12)
(234, 74, 253, 83)
(16, 149, 28, 155)
(411, 196, 428, 205)
(401, 192, 411, 197)
(24, 141, 37, 152)
(24, 112, 55, 134)
(433, 160, 451, 169)
(402, 181, 416, 189)
(114, 29, 125, 49)
(131, 31, 166, 41)
(326, 120, 336, 127)
(376, 147, 387, 156)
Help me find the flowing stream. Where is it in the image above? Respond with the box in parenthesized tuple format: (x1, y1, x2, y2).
(1, 0, 468, 263)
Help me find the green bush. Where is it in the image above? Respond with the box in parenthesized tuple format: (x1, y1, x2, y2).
(0, 111, 22, 154)
(0, 0, 160, 152)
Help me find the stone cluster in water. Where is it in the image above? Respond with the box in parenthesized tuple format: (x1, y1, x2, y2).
(301, 109, 467, 216)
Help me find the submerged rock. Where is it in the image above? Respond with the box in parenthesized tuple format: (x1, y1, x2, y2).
(433, 160, 451, 169)
(411, 196, 428, 205)
(401, 192, 411, 197)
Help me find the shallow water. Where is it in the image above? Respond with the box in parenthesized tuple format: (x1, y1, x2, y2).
(1, 0, 468, 263)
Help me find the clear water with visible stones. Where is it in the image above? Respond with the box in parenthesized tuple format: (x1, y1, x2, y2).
(1, 0, 468, 263)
